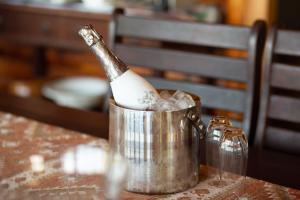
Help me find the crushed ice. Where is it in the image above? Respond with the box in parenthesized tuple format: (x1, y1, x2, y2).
(151, 90, 195, 111)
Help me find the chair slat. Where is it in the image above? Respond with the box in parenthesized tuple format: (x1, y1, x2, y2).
(271, 63, 300, 91)
(116, 44, 248, 82)
(275, 30, 300, 56)
(116, 16, 250, 50)
(146, 77, 245, 112)
(265, 126, 300, 155)
(268, 95, 300, 123)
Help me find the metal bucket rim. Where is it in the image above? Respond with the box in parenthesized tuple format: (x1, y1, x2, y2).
(109, 89, 201, 113)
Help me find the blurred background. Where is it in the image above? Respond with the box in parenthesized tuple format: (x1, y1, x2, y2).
(0, 0, 297, 110)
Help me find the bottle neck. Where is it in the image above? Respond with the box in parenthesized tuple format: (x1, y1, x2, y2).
(78, 25, 128, 82)
(91, 39, 128, 82)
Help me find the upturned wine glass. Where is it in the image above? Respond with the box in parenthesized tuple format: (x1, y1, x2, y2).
(219, 127, 248, 199)
(206, 116, 232, 168)
(219, 127, 248, 179)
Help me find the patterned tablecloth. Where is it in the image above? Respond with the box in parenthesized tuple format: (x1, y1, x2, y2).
(0, 111, 299, 200)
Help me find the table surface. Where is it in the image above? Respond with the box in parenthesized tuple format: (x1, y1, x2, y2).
(0, 111, 300, 200)
(0, 94, 300, 191)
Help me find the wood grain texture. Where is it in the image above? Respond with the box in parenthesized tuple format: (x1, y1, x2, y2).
(0, 93, 109, 139)
(255, 28, 300, 154)
(271, 63, 300, 91)
(255, 28, 276, 148)
(265, 126, 300, 155)
(116, 44, 248, 82)
(275, 30, 300, 56)
(116, 16, 250, 50)
(113, 15, 266, 139)
(268, 95, 300, 124)
(0, 1, 114, 77)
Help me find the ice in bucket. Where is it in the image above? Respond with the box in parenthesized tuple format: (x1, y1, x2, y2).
(151, 90, 196, 111)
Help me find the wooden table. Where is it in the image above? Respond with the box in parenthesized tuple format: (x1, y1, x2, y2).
(0, 110, 299, 199)
(0, 94, 300, 193)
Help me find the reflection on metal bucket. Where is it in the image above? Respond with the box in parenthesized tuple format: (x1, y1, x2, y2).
(109, 92, 205, 194)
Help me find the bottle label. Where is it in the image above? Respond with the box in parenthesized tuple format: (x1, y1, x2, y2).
(138, 91, 157, 107)
(110, 70, 159, 110)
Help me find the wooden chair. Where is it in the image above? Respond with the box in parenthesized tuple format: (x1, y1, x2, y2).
(255, 28, 300, 154)
(110, 14, 266, 141)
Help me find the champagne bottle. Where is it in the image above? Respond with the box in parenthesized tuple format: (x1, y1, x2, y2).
(78, 25, 159, 110)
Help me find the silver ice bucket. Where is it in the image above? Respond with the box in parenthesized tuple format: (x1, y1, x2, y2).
(109, 91, 205, 194)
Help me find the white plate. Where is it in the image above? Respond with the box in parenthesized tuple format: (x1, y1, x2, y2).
(42, 77, 109, 109)
(82, 0, 113, 11)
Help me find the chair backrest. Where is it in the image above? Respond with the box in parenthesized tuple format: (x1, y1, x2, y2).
(255, 28, 300, 154)
(111, 14, 266, 140)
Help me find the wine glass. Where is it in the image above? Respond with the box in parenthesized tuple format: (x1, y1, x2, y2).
(104, 152, 128, 200)
(60, 145, 128, 200)
(206, 116, 232, 168)
(219, 127, 248, 198)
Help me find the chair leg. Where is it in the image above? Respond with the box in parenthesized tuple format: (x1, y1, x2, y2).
(33, 46, 47, 77)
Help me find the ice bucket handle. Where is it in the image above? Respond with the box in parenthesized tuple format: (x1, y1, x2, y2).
(187, 109, 206, 140)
